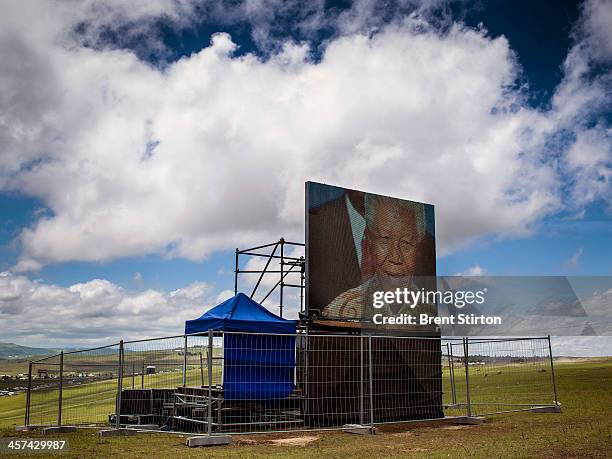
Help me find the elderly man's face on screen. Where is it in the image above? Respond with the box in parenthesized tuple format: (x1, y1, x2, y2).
(367, 198, 419, 280)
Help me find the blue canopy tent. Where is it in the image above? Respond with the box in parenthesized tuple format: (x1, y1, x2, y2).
(185, 293, 297, 401)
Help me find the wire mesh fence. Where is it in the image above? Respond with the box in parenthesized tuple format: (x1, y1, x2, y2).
(27, 355, 61, 427)
(24, 334, 559, 434)
(447, 338, 558, 417)
(26, 344, 121, 427)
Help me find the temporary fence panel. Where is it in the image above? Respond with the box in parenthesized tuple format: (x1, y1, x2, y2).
(28, 354, 61, 427)
(61, 344, 120, 425)
(450, 337, 557, 416)
(24, 334, 559, 434)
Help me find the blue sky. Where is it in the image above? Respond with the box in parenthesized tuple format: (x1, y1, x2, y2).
(1, 0, 605, 286)
(0, 0, 610, 349)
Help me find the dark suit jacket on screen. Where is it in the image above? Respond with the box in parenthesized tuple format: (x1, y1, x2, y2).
(307, 195, 362, 315)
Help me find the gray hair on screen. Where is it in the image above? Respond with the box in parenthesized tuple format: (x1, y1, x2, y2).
(364, 193, 426, 240)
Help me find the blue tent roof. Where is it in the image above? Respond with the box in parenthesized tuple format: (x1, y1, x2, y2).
(185, 292, 297, 334)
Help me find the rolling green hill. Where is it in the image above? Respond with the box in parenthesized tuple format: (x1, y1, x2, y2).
(0, 343, 63, 360)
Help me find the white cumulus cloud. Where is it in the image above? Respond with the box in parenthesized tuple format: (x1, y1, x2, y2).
(2, 0, 611, 350)
(0, 271, 215, 346)
(0, 2, 609, 271)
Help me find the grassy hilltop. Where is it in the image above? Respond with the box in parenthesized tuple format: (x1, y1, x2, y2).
(0, 357, 610, 457)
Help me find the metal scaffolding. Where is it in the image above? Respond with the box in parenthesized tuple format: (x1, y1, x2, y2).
(234, 238, 305, 317)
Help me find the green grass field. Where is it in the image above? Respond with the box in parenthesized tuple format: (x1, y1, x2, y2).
(0, 346, 223, 427)
(0, 354, 550, 428)
(0, 365, 222, 427)
(0, 358, 610, 457)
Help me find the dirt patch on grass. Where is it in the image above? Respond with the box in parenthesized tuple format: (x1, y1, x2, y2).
(235, 438, 258, 445)
(378, 421, 438, 433)
(269, 436, 318, 446)
(379, 420, 480, 435)
(391, 431, 415, 437)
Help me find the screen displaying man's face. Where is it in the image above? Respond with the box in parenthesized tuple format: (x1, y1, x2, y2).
(369, 199, 418, 279)
(306, 182, 437, 327)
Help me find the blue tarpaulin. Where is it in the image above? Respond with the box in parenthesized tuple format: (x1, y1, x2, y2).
(184, 293, 297, 400)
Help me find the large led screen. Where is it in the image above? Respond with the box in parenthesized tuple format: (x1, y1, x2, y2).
(306, 181, 437, 331)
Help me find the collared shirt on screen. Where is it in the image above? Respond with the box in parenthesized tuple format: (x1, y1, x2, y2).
(345, 193, 365, 267)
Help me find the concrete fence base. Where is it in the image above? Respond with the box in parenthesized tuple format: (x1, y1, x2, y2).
(530, 405, 562, 413)
(98, 428, 138, 438)
(342, 424, 377, 435)
(448, 416, 486, 425)
(42, 426, 77, 435)
(186, 435, 233, 447)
